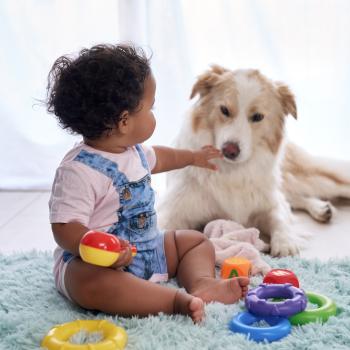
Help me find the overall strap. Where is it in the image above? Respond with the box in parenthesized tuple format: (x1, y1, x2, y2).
(74, 150, 129, 187)
(135, 144, 150, 172)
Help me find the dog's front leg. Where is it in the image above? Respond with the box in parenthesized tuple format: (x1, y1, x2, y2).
(256, 202, 300, 257)
(269, 216, 300, 257)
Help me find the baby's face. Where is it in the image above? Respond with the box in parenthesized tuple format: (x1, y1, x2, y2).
(127, 73, 157, 145)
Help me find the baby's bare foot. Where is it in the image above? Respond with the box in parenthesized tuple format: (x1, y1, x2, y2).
(173, 291, 205, 323)
(191, 277, 250, 304)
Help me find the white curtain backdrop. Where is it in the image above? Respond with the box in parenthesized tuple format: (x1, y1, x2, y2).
(1, 0, 349, 190)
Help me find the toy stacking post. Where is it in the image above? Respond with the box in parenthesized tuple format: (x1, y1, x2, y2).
(221, 257, 252, 279)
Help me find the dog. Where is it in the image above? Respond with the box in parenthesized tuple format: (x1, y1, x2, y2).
(157, 65, 350, 257)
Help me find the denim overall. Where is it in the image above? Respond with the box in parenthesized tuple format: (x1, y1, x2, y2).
(62, 144, 168, 280)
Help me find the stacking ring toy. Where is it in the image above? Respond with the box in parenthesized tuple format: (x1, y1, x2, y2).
(41, 320, 127, 350)
(289, 291, 337, 325)
(229, 311, 291, 342)
(245, 283, 307, 317)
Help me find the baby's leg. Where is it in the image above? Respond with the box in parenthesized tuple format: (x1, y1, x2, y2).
(64, 258, 204, 322)
(164, 230, 250, 304)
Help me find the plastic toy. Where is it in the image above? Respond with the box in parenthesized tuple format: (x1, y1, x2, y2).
(230, 267, 338, 343)
(41, 319, 127, 350)
(79, 231, 137, 267)
(289, 291, 337, 325)
(245, 283, 307, 317)
(263, 269, 299, 288)
(79, 231, 122, 267)
(229, 311, 291, 343)
(221, 257, 252, 278)
(131, 245, 137, 257)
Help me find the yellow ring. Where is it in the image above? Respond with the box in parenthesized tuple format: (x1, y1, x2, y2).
(41, 320, 127, 350)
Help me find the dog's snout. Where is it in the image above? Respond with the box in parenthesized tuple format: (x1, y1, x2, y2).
(222, 142, 240, 160)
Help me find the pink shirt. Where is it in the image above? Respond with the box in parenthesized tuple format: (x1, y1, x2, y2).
(49, 142, 156, 231)
(50, 142, 168, 295)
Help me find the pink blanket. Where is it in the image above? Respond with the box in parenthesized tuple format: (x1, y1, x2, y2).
(203, 219, 271, 275)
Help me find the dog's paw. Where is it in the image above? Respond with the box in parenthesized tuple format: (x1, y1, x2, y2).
(260, 242, 270, 253)
(309, 200, 335, 223)
(270, 234, 300, 257)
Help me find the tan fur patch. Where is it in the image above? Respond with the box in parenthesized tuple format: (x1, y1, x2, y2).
(191, 109, 207, 132)
(248, 70, 275, 94)
(190, 95, 218, 132)
(190, 65, 229, 99)
(261, 122, 284, 154)
(276, 83, 297, 119)
(249, 71, 297, 119)
(249, 92, 285, 155)
(284, 144, 347, 185)
(190, 66, 238, 132)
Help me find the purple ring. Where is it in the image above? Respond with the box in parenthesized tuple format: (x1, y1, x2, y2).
(245, 283, 307, 317)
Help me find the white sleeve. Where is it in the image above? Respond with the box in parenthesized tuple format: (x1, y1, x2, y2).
(141, 144, 156, 171)
(49, 163, 96, 226)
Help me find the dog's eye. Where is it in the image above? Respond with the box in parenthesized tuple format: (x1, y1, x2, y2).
(250, 113, 264, 122)
(220, 105, 230, 117)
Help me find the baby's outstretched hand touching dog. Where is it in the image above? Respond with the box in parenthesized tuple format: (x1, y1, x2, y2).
(152, 145, 222, 173)
(192, 145, 222, 170)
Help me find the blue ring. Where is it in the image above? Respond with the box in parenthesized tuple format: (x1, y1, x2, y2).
(229, 311, 291, 342)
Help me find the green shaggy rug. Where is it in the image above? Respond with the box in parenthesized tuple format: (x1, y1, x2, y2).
(1, 251, 350, 350)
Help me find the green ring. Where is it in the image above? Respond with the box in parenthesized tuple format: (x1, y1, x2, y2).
(289, 291, 337, 325)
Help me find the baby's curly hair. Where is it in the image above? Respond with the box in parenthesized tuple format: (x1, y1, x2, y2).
(46, 44, 151, 139)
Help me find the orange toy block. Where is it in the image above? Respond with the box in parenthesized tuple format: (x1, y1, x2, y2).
(221, 257, 252, 279)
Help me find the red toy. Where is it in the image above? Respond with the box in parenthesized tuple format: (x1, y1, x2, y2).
(263, 269, 299, 288)
(79, 231, 137, 267)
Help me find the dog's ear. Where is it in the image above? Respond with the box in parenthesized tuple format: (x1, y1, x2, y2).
(190, 65, 228, 99)
(276, 83, 297, 119)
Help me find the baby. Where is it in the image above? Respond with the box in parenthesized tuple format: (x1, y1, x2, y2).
(47, 44, 249, 323)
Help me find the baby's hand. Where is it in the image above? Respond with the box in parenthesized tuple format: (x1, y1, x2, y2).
(111, 239, 134, 269)
(192, 145, 222, 170)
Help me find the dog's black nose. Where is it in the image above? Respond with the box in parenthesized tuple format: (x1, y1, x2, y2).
(222, 142, 240, 160)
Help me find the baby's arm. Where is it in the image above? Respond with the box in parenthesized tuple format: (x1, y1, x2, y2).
(52, 222, 133, 268)
(52, 221, 88, 256)
(152, 145, 222, 174)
